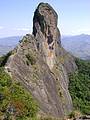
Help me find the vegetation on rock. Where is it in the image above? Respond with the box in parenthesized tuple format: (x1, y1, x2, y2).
(0, 56, 38, 120)
(26, 53, 36, 65)
(0, 52, 12, 67)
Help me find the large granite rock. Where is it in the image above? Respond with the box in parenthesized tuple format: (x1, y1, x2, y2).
(5, 3, 77, 118)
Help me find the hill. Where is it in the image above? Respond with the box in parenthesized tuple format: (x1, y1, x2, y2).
(0, 36, 21, 56)
(61, 34, 90, 60)
(0, 34, 90, 60)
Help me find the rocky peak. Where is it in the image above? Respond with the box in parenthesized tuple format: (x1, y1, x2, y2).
(33, 3, 61, 69)
(5, 2, 77, 119)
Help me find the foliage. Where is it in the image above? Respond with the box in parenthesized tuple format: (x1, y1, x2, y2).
(68, 110, 81, 119)
(0, 67, 11, 87)
(0, 67, 38, 120)
(0, 51, 12, 67)
(26, 53, 36, 65)
(69, 59, 90, 114)
(68, 111, 75, 119)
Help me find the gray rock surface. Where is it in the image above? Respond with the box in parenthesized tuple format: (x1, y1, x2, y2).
(5, 3, 77, 118)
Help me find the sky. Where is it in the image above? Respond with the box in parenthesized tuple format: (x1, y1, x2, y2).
(0, 0, 90, 38)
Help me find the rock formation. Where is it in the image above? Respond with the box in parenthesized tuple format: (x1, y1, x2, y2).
(5, 3, 77, 118)
(33, 3, 59, 69)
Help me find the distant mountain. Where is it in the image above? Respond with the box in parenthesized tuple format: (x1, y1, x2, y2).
(0, 36, 21, 56)
(61, 34, 90, 60)
(0, 34, 90, 60)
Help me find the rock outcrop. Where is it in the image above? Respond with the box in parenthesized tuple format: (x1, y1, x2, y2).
(5, 3, 77, 118)
(33, 3, 59, 69)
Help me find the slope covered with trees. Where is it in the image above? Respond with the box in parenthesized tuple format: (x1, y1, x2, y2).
(69, 59, 90, 114)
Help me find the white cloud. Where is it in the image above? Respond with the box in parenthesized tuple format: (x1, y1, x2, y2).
(76, 28, 90, 35)
(15, 28, 30, 31)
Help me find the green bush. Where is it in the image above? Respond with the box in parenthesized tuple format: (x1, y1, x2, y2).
(26, 53, 36, 65)
(0, 67, 11, 87)
(0, 51, 12, 67)
(69, 59, 90, 114)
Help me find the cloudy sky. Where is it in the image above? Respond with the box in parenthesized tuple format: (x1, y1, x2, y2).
(0, 0, 90, 38)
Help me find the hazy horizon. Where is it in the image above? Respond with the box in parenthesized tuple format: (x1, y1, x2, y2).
(0, 33, 90, 39)
(0, 0, 90, 38)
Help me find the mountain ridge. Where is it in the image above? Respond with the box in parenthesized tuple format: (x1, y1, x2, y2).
(0, 34, 90, 60)
(61, 34, 90, 60)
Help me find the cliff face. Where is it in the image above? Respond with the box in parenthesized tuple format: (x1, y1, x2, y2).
(33, 3, 59, 70)
(5, 3, 77, 118)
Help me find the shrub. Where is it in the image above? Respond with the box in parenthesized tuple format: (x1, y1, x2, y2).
(0, 67, 11, 87)
(26, 53, 36, 65)
(0, 51, 12, 67)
